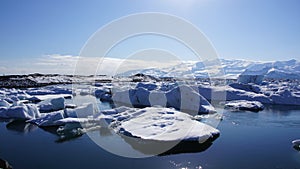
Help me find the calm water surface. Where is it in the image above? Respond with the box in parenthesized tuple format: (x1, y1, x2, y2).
(0, 97, 300, 169)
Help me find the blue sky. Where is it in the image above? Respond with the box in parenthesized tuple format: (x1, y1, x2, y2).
(0, 0, 300, 74)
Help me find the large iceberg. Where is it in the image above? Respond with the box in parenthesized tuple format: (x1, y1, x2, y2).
(112, 85, 216, 114)
(110, 107, 219, 142)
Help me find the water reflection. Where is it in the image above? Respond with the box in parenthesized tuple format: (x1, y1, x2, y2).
(264, 104, 300, 115)
(41, 125, 85, 143)
(99, 127, 113, 136)
(6, 120, 38, 134)
(121, 133, 219, 156)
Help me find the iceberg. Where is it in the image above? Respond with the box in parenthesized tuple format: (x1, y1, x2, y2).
(64, 103, 94, 118)
(28, 110, 65, 126)
(112, 85, 216, 114)
(38, 97, 65, 112)
(0, 104, 40, 120)
(224, 100, 264, 112)
(111, 107, 219, 142)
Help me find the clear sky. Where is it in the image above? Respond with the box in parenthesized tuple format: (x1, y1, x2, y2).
(0, 0, 300, 74)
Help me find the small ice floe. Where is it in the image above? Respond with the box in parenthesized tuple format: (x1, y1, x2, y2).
(292, 139, 300, 151)
(224, 100, 264, 112)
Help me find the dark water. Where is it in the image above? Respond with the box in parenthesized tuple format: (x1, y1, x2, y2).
(1, 103, 300, 169)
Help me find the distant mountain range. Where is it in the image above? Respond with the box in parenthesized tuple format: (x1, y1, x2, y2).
(119, 59, 300, 79)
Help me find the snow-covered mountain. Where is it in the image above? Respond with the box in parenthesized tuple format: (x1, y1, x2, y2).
(119, 59, 300, 79)
(241, 59, 300, 79)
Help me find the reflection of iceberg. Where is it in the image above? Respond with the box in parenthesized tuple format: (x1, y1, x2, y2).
(6, 120, 38, 133)
(121, 133, 218, 156)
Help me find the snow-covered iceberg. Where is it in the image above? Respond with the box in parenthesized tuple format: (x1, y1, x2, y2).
(224, 100, 264, 112)
(110, 107, 219, 142)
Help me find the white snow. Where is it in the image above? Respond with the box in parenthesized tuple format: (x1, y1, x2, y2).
(111, 107, 219, 142)
(224, 100, 264, 112)
(242, 59, 300, 79)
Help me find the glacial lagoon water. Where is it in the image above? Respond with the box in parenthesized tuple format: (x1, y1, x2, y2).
(1, 96, 300, 169)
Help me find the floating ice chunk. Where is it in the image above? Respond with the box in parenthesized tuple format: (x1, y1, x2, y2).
(28, 110, 65, 126)
(2, 104, 40, 120)
(51, 97, 65, 110)
(38, 103, 53, 112)
(166, 85, 216, 114)
(112, 107, 219, 142)
(64, 103, 94, 118)
(238, 74, 264, 84)
(38, 97, 65, 112)
(225, 100, 264, 112)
